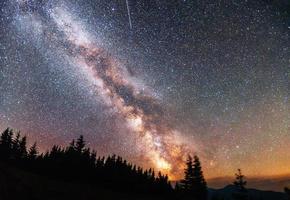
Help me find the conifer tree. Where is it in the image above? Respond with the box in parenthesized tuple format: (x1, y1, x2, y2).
(19, 136, 27, 158)
(0, 128, 13, 159)
(232, 169, 248, 200)
(28, 142, 38, 160)
(0, 128, 13, 147)
(192, 155, 207, 200)
(75, 135, 85, 153)
(233, 169, 247, 191)
(180, 155, 194, 191)
(180, 155, 207, 200)
(12, 132, 21, 159)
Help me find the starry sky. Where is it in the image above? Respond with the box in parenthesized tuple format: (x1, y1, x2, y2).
(0, 0, 289, 181)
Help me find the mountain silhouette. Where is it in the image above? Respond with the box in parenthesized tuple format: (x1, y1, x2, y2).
(209, 185, 287, 200)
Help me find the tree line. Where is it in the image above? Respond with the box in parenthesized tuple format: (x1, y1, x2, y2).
(0, 128, 174, 195)
(0, 127, 258, 200)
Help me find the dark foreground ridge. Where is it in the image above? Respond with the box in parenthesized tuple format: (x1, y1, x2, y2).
(0, 128, 288, 200)
(0, 162, 163, 200)
(0, 128, 174, 200)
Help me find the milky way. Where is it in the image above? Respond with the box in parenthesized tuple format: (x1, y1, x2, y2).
(0, 0, 289, 180)
(49, 5, 191, 177)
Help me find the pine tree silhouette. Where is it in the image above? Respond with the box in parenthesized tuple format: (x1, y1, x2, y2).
(12, 132, 21, 159)
(19, 136, 27, 158)
(180, 155, 207, 200)
(233, 169, 247, 191)
(232, 169, 248, 200)
(75, 135, 85, 153)
(28, 142, 38, 160)
(0, 128, 13, 159)
(192, 155, 207, 200)
(180, 155, 194, 191)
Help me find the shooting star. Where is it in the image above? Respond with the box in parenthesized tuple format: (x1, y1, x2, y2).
(126, 0, 132, 29)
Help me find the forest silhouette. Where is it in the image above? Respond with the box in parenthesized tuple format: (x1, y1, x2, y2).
(0, 127, 210, 200)
(0, 127, 288, 200)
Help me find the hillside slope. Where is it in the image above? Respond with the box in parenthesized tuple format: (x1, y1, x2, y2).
(0, 162, 161, 200)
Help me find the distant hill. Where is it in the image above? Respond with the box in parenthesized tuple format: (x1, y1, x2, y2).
(209, 185, 287, 200)
(208, 176, 290, 192)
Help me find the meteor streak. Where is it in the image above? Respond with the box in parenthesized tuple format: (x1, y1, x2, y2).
(126, 0, 132, 29)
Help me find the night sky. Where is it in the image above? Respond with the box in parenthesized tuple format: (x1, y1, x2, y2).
(0, 0, 289, 181)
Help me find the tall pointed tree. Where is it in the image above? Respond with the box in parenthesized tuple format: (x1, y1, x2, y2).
(180, 155, 207, 200)
(180, 155, 194, 191)
(19, 136, 27, 158)
(192, 155, 207, 200)
(28, 142, 38, 160)
(0, 128, 13, 159)
(0, 128, 13, 147)
(12, 132, 21, 159)
(75, 135, 85, 153)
